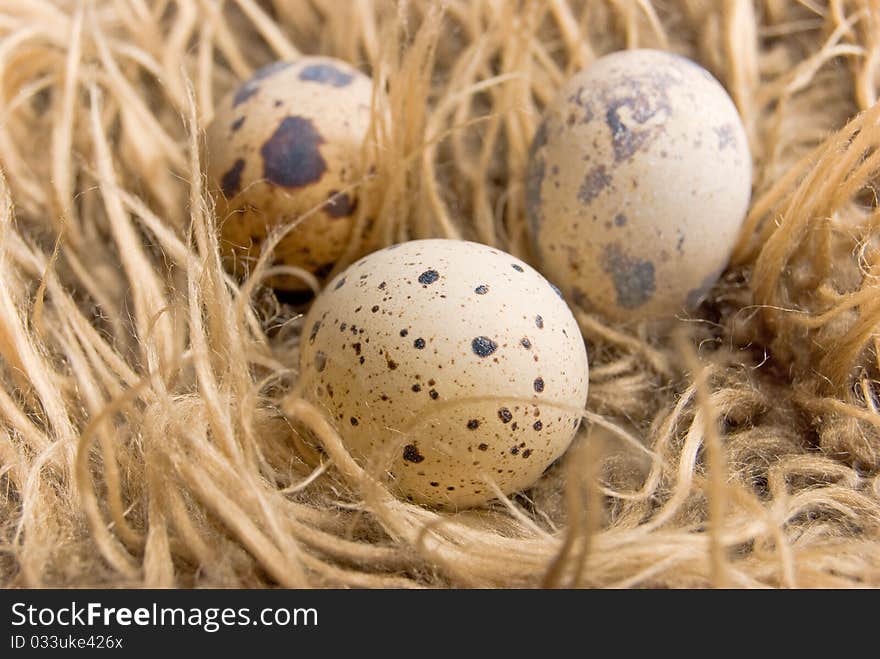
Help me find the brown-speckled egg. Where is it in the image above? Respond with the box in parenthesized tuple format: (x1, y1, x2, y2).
(526, 49, 752, 321)
(206, 57, 373, 291)
(298, 239, 589, 508)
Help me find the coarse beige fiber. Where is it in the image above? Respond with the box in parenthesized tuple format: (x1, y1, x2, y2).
(2, 0, 880, 588)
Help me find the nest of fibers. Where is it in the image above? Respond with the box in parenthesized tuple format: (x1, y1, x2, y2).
(2, 0, 880, 588)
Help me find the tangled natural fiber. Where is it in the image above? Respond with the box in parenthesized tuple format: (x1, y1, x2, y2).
(1, 0, 880, 588)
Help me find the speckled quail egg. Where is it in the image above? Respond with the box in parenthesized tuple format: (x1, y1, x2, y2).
(526, 49, 752, 321)
(206, 56, 373, 291)
(299, 239, 589, 508)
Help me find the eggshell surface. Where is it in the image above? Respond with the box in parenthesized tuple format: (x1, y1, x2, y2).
(299, 239, 589, 507)
(206, 57, 373, 290)
(526, 49, 752, 321)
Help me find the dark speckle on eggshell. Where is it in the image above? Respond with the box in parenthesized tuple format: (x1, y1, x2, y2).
(578, 165, 612, 204)
(567, 86, 596, 122)
(402, 444, 424, 463)
(601, 243, 656, 309)
(418, 270, 440, 285)
(714, 123, 737, 150)
(299, 62, 355, 87)
(471, 336, 498, 357)
(220, 158, 246, 197)
(309, 321, 321, 344)
(231, 61, 294, 108)
(233, 83, 259, 107)
(603, 78, 673, 162)
(324, 190, 357, 217)
(525, 120, 549, 237)
(261, 116, 327, 188)
(530, 119, 549, 153)
(606, 102, 646, 162)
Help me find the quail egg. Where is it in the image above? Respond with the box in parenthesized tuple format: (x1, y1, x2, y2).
(206, 56, 373, 291)
(526, 49, 751, 321)
(299, 239, 590, 507)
